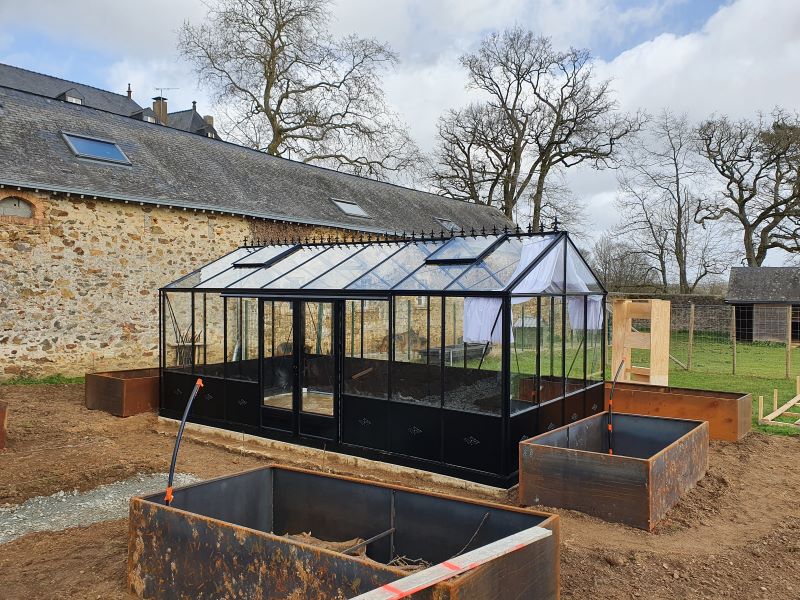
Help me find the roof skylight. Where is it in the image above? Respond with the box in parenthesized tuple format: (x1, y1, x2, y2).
(435, 217, 459, 232)
(62, 133, 130, 165)
(331, 197, 369, 218)
(424, 236, 498, 264)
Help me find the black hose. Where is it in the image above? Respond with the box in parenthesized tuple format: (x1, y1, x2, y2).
(165, 377, 204, 506)
(608, 360, 625, 455)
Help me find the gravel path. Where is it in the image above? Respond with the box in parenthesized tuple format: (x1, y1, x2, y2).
(0, 472, 198, 544)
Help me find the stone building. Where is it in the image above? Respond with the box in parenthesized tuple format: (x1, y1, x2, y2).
(0, 63, 507, 379)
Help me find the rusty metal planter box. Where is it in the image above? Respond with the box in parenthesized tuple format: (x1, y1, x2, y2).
(0, 400, 7, 449)
(604, 381, 751, 441)
(128, 466, 560, 600)
(85, 368, 159, 417)
(519, 412, 708, 530)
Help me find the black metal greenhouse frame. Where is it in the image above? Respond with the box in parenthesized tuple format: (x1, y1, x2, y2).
(159, 230, 607, 487)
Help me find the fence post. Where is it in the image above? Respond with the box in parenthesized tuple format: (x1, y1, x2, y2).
(730, 305, 737, 375)
(687, 302, 695, 371)
(786, 305, 792, 379)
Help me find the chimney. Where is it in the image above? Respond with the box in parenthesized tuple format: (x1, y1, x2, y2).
(204, 115, 214, 126)
(152, 96, 168, 125)
(126, 83, 132, 99)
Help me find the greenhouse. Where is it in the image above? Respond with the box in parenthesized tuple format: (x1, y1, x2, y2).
(160, 230, 606, 486)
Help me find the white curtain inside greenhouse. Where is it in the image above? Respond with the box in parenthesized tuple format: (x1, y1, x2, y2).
(463, 237, 603, 344)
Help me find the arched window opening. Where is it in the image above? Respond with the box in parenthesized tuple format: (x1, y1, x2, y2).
(0, 197, 34, 218)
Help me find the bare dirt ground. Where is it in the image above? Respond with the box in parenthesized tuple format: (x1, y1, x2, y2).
(0, 383, 798, 599)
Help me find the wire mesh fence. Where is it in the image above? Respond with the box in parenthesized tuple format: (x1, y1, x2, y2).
(607, 300, 800, 381)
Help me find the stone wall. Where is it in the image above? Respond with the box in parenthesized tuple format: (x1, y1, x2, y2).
(0, 189, 336, 380)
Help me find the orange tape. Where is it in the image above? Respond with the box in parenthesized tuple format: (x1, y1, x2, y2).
(196, 378, 204, 388)
(164, 486, 174, 505)
(607, 423, 613, 432)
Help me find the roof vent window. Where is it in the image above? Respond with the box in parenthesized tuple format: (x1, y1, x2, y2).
(62, 133, 131, 165)
(435, 217, 459, 232)
(331, 197, 369, 218)
(65, 95, 83, 105)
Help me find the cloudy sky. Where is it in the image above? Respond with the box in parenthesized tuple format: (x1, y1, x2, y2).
(1, 0, 799, 262)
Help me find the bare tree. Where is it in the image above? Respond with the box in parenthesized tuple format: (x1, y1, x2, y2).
(617, 110, 730, 293)
(179, 0, 421, 180)
(429, 28, 643, 227)
(696, 109, 800, 266)
(590, 234, 659, 292)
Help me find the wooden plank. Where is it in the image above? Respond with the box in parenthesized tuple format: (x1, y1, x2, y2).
(774, 389, 779, 413)
(624, 331, 651, 350)
(352, 526, 553, 599)
(626, 302, 653, 319)
(788, 305, 793, 379)
(760, 395, 800, 422)
(629, 366, 652, 376)
(759, 396, 764, 421)
(731, 306, 737, 376)
(687, 303, 695, 371)
(649, 300, 670, 386)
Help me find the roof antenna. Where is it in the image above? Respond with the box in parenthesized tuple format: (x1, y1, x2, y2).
(153, 86, 179, 97)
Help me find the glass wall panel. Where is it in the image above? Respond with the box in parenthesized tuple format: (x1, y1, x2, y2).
(565, 296, 586, 395)
(164, 292, 193, 371)
(511, 298, 538, 415)
(301, 301, 334, 415)
(539, 297, 565, 402)
(193, 293, 225, 377)
(443, 297, 501, 415)
(262, 301, 294, 409)
(567, 242, 603, 293)
(587, 295, 604, 383)
(225, 297, 259, 381)
(344, 300, 389, 399)
(391, 296, 441, 406)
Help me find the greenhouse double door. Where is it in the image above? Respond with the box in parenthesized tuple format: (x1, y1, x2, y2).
(261, 299, 339, 441)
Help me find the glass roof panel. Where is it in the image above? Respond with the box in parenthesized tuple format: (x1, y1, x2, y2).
(227, 245, 332, 289)
(566, 241, 604, 292)
(347, 240, 444, 290)
(233, 245, 298, 267)
(195, 264, 260, 289)
(304, 243, 406, 289)
(265, 245, 363, 289)
(167, 247, 257, 288)
(425, 235, 497, 263)
(393, 263, 470, 291)
(447, 237, 525, 291)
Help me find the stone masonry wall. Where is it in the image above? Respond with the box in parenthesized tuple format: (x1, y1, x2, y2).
(0, 189, 336, 380)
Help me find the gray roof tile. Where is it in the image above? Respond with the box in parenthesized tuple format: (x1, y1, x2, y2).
(0, 86, 509, 233)
(0, 63, 142, 115)
(726, 267, 800, 303)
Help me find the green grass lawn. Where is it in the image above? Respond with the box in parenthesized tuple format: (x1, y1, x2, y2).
(0, 374, 85, 386)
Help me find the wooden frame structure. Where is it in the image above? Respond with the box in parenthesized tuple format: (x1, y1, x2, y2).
(611, 299, 671, 386)
(758, 376, 800, 430)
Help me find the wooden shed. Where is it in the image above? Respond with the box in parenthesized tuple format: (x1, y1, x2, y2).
(726, 267, 800, 343)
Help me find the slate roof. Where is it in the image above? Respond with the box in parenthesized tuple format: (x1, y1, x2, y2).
(0, 85, 509, 233)
(0, 63, 142, 116)
(726, 267, 800, 304)
(168, 107, 218, 138)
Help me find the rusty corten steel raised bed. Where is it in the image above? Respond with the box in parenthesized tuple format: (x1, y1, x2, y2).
(85, 368, 159, 417)
(0, 400, 7, 449)
(128, 465, 560, 599)
(519, 412, 708, 530)
(604, 381, 751, 441)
